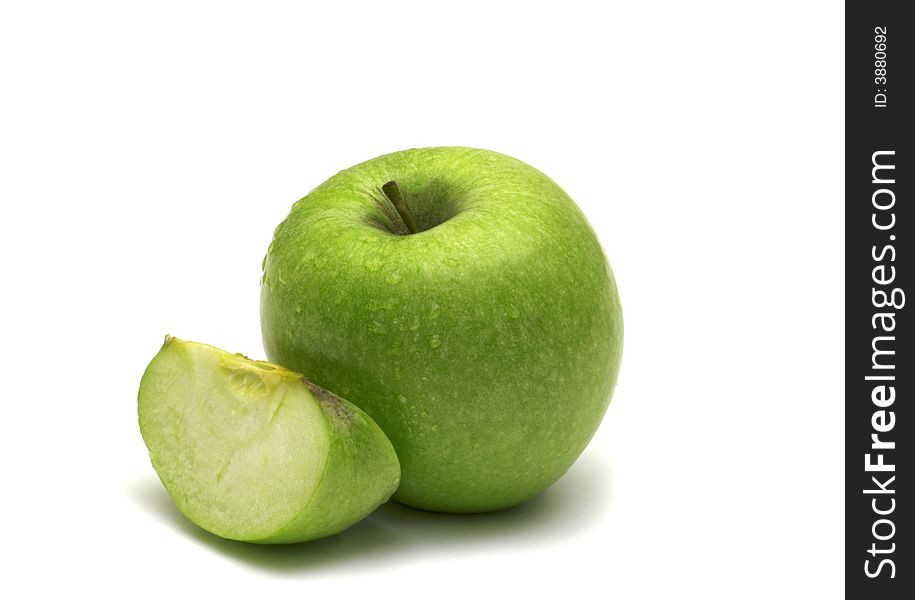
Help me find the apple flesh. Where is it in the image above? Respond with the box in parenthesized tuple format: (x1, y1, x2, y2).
(261, 147, 623, 513)
(138, 336, 400, 543)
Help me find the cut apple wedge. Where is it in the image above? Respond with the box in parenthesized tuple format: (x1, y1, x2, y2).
(138, 336, 400, 543)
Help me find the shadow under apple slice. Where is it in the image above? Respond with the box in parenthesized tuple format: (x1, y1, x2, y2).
(126, 451, 614, 574)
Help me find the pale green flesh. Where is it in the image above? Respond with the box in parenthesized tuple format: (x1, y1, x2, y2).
(139, 338, 329, 541)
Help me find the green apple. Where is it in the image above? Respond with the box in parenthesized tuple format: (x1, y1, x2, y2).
(261, 147, 623, 513)
(137, 336, 400, 543)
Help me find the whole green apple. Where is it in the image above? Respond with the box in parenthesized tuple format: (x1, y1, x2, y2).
(261, 147, 622, 513)
(138, 336, 400, 542)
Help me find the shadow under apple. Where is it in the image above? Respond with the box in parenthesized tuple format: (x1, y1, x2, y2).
(126, 451, 614, 574)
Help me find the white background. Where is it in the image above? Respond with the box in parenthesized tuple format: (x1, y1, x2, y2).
(0, 1, 844, 598)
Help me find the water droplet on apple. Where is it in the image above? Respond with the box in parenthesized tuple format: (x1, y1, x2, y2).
(385, 271, 402, 285)
(398, 395, 407, 404)
(363, 256, 383, 272)
(446, 257, 460, 267)
(370, 320, 385, 334)
(507, 304, 520, 319)
(429, 302, 441, 319)
(294, 306, 302, 314)
(409, 316, 420, 330)
(429, 334, 442, 348)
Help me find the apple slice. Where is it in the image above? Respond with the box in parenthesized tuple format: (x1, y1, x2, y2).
(138, 336, 400, 543)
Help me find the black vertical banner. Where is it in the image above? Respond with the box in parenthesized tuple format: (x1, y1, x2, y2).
(846, 2, 912, 597)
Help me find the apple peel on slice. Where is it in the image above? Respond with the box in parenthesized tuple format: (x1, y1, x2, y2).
(138, 336, 400, 543)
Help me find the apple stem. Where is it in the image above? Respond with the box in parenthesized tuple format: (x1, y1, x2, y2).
(382, 181, 418, 234)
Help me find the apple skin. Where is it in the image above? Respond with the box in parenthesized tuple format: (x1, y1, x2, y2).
(261, 147, 622, 513)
